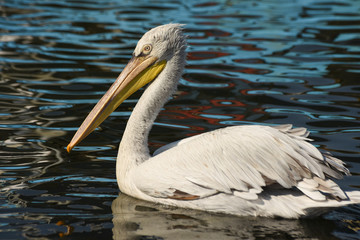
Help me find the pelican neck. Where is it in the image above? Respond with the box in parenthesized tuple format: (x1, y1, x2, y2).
(118, 54, 186, 165)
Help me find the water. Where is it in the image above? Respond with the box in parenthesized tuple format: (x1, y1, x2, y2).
(0, 0, 360, 239)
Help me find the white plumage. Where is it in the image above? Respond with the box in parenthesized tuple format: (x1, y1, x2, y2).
(68, 24, 360, 218)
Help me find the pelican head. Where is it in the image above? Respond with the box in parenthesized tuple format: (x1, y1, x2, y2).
(67, 24, 187, 152)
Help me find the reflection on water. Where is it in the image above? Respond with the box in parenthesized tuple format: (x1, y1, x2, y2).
(0, 0, 360, 239)
(113, 193, 349, 240)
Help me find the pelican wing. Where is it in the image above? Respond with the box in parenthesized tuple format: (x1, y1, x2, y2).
(133, 125, 349, 201)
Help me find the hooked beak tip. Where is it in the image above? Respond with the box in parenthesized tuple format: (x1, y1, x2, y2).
(67, 144, 73, 153)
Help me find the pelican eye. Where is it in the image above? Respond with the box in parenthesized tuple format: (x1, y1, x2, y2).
(142, 44, 152, 55)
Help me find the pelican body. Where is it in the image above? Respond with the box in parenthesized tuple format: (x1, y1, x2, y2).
(68, 24, 360, 218)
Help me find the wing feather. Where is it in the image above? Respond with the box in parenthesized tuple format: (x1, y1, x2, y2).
(133, 125, 349, 201)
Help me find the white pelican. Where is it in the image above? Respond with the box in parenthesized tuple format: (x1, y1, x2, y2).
(67, 24, 360, 218)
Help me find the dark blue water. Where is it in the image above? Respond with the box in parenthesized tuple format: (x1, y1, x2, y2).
(0, 0, 360, 239)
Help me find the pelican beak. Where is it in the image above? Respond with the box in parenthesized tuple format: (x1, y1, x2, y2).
(67, 56, 167, 152)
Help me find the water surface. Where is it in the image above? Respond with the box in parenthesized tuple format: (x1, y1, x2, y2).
(0, 0, 360, 239)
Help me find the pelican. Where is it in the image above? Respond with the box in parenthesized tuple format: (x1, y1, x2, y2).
(67, 24, 360, 218)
